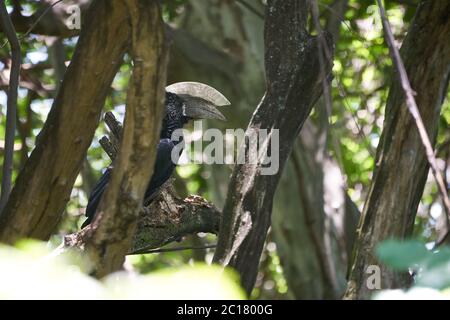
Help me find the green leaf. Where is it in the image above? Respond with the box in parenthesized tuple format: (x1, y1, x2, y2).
(416, 247, 450, 290)
(0, 241, 245, 299)
(376, 239, 430, 270)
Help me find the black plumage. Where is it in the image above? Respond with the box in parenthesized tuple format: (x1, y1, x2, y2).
(81, 83, 228, 229)
(82, 93, 188, 228)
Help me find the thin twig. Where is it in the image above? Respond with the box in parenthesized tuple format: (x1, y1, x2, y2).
(376, 0, 450, 236)
(335, 77, 376, 158)
(310, 0, 348, 175)
(1, 0, 65, 49)
(0, 2, 21, 213)
(443, 146, 450, 229)
(314, 0, 383, 159)
(311, 0, 333, 122)
(21, 0, 65, 38)
(129, 244, 217, 255)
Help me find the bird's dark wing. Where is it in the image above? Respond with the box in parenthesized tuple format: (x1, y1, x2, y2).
(81, 138, 180, 228)
(81, 167, 112, 228)
(144, 138, 177, 201)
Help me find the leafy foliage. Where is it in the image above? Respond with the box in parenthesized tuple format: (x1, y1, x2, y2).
(0, 240, 244, 299)
(376, 239, 450, 298)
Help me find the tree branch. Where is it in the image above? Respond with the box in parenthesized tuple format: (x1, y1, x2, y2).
(376, 0, 450, 224)
(213, 0, 334, 294)
(0, 1, 21, 213)
(63, 111, 221, 258)
(345, 0, 450, 299)
(77, 0, 168, 278)
(63, 183, 221, 256)
(0, 0, 130, 243)
(129, 244, 217, 255)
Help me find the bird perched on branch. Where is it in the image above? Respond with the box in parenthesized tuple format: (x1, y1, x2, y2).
(81, 82, 229, 228)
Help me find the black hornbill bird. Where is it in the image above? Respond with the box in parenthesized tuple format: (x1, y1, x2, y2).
(81, 82, 229, 228)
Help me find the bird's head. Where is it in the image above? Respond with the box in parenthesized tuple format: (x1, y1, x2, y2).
(165, 82, 229, 124)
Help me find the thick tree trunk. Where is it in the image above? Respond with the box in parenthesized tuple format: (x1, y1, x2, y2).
(174, 0, 358, 298)
(213, 0, 334, 294)
(0, 0, 130, 243)
(345, 0, 450, 299)
(80, 0, 167, 278)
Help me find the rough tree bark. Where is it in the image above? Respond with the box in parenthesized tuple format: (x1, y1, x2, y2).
(213, 0, 334, 294)
(63, 113, 221, 260)
(77, 0, 167, 278)
(0, 0, 130, 243)
(0, 1, 21, 212)
(272, 0, 360, 299)
(64, 186, 221, 255)
(167, 0, 359, 299)
(64, 112, 220, 254)
(345, 0, 450, 299)
(1, 0, 224, 258)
